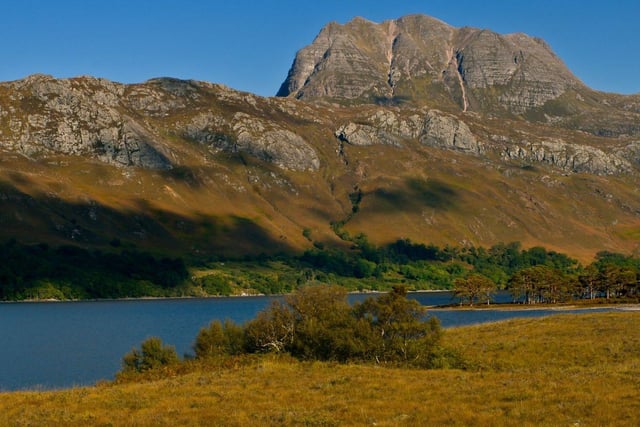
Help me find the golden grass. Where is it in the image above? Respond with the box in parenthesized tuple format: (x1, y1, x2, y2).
(2, 311, 639, 426)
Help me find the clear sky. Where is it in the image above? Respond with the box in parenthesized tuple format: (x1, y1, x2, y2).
(1, 0, 638, 96)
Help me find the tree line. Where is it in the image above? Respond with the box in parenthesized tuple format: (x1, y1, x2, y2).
(1, 236, 639, 302)
(0, 239, 189, 300)
(300, 238, 640, 304)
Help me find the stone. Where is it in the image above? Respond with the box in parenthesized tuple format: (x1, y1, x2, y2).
(335, 108, 482, 154)
(501, 139, 631, 175)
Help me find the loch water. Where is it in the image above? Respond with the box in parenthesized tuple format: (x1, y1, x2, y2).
(0, 292, 618, 391)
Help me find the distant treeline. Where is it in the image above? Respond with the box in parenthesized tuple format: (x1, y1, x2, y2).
(0, 239, 189, 300)
(299, 237, 640, 303)
(1, 237, 639, 302)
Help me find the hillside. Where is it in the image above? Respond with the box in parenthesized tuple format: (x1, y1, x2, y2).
(2, 311, 639, 425)
(0, 15, 639, 260)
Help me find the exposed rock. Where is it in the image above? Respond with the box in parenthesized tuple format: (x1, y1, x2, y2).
(335, 108, 482, 154)
(451, 31, 574, 112)
(421, 110, 482, 153)
(278, 14, 582, 114)
(232, 113, 320, 171)
(502, 139, 631, 175)
(0, 76, 171, 169)
(183, 111, 320, 172)
(621, 141, 640, 165)
(1, 75, 324, 172)
(277, 18, 392, 100)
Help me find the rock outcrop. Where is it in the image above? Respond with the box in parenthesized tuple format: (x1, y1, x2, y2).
(501, 139, 631, 175)
(0, 75, 320, 172)
(335, 108, 482, 154)
(0, 75, 172, 169)
(185, 111, 319, 171)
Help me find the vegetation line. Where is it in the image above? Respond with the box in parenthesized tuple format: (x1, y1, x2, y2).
(1, 237, 640, 305)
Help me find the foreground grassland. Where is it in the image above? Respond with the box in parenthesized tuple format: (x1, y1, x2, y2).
(2, 311, 639, 426)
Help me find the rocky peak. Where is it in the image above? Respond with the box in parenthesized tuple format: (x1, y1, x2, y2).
(277, 14, 583, 114)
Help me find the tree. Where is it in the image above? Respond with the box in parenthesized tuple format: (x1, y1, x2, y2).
(509, 265, 573, 304)
(579, 264, 600, 300)
(244, 301, 296, 353)
(241, 284, 447, 367)
(353, 285, 442, 366)
(509, 268, 537, 304)
(289, 286, 362, 361)
(453, 274, 496, 306)
(247, 284, 364, 361)
(600, 265, 637, 299)
(122, 337, 179, 373)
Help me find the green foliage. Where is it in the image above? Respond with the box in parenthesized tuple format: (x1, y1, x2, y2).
(353, 285, 443, 366)
(193, 275, 232, 296)
(348, 188, 363, 213)
(244, 301, 296, 353)
(3, 235, 639, 302)
(508, 265, 575, 304)
(0, 240, 189, 300)
(122, 337, 179, 373)
(301, 227, 312, 241)
(453, 273, 497, 306)
(194, 319, 245, 358)
(218, 284, 452, 368)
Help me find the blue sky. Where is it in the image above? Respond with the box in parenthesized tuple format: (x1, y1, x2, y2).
(1, 1, 638, 96)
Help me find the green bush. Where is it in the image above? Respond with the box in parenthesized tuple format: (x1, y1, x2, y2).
(193, 319, 245, 358)
(121, 337, 179, 373)
(241, 284, 449, 367)
(195, 275, 233, 296)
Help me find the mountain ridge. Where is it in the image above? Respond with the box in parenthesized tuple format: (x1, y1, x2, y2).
(1, 14, 639, 261)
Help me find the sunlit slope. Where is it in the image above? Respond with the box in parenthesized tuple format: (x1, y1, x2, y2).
(1, 311, 639, 426)
(0, 75, 639, 260)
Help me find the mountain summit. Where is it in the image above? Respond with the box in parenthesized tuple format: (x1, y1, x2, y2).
(277, 15, 583, 113)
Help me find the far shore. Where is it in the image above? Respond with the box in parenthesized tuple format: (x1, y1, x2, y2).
(428, 302, 640, 311)
(1, 290, 638, 313)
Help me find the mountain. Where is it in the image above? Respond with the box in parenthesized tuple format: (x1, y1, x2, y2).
(277, 15, 580, 112)
(1, 15, 639, 261)
(277, 15, 640, 137)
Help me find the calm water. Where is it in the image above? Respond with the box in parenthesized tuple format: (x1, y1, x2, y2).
(0, 292, 618, 391)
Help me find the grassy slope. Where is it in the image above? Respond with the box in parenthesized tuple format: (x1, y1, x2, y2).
(3, 78, 640, 262)
(2, 311, 639, 426)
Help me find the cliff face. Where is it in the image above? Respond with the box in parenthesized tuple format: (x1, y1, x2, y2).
(1, 14, 639, 259)
(277, 15, 582, 114)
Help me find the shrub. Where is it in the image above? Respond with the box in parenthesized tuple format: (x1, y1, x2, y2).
(242, 284, 448, 367)
(121, 337, 179, 373)
(193, 319, 245, 358)
(244, 301, 296, 353)
(353, 285, 443, 366)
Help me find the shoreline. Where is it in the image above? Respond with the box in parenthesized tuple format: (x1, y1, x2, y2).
(0, 288, 457, 304)
(2, 292, 638, 313)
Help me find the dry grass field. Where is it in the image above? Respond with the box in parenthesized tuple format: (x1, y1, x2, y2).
(1, 311, 639, 426)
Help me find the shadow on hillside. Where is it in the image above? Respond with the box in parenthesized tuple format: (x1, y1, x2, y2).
(373, 95, 412, 106)
(160, 165, 204, 187)
(366, 178, 458, 212)
(0, 179, 292, 258)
